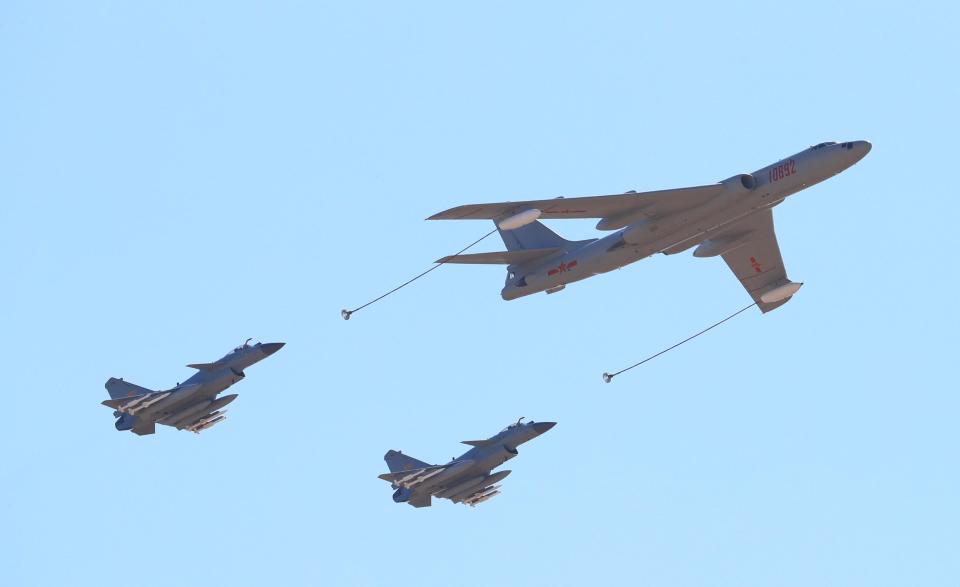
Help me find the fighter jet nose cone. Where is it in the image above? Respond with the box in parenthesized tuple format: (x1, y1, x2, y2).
(260, 342, 285, 356)
(532, 422, 556, 434)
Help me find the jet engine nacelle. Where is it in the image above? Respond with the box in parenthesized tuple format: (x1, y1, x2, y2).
(721, 173, 757, 196)
(392, 487, 413, 503)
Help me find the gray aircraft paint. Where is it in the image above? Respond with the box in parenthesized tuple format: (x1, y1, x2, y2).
(102, 340, 284, 436)
(430, 141, 871, 312)
(379, 419, 555, 508)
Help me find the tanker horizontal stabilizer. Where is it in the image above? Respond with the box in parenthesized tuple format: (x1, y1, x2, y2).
(437, 248, 561, 265)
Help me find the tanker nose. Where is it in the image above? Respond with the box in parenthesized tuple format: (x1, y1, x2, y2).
(848, 140, 872, 164)
(260, 342, 285, 356)
(532, 421, 556, 435)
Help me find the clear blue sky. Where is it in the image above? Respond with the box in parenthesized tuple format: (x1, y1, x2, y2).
(2, 2, 957, 585)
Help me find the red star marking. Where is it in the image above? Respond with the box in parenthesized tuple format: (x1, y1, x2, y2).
(547, 260, 577, 276)
(749, 256, 762, 273)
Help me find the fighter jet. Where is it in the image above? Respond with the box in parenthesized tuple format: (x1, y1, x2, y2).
(429, 140, 871, 312)
(379, 418, 555, 508)
(101, 339, 284, 436)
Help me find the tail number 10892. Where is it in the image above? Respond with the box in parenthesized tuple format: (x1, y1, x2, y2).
(768, 159, 796, 183)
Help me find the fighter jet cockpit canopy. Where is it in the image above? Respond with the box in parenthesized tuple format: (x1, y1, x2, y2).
(501, 417, 527, 432)
(232, 338, 255, 353)
(810, 141, 837, 150)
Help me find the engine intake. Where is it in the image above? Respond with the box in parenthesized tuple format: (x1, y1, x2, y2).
(722, 173, 757, 194)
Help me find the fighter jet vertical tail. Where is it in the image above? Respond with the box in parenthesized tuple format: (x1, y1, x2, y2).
(497, 220, 573, 252)
(384, 450, 432, 473)
(105, 377, 155, 400)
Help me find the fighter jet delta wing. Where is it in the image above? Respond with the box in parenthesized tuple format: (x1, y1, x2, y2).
(428, 184, 724, 229)
(705, 209, 802, 313)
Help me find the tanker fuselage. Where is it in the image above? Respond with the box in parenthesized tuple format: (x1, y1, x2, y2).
(501, 140, 871, 300)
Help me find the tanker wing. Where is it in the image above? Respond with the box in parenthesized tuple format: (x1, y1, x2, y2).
(712, 209, 801, 313)
(427, 184, 722, 226)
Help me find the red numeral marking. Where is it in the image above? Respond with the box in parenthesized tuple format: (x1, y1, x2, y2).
(768, 159, 797, 183)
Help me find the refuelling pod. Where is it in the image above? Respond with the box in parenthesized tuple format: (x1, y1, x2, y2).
(497, 208, 541, 230)
(760, 282, 803, 304)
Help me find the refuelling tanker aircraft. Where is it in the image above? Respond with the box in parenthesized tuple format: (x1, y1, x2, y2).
(379, 418, 555, 508)
(101, 339, 284, 435)
(429, 140, 871, 312)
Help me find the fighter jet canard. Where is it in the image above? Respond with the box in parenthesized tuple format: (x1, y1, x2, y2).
(429, 140, 872, 313)
(101, 339, 284, 436)
(379, 418, 556, 508)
